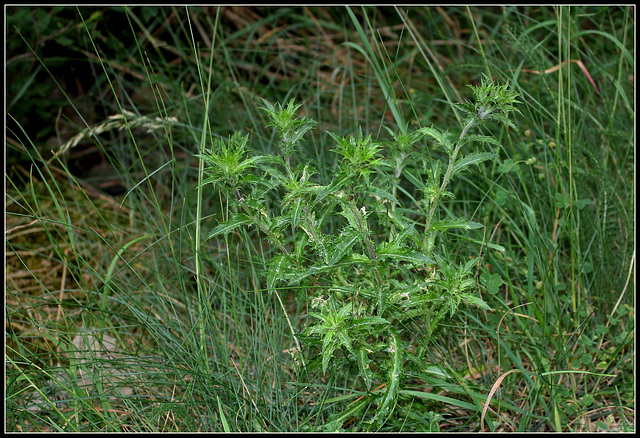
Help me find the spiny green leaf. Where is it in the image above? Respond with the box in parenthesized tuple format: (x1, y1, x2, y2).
(452, 152, 496, 175)
(384, 126, 426, 149)
(351, 315, 390, 330)
(289, 263, 336, 284)
(418, 126, 454, 154)
(289, 198, 303, 230)
(350, 253, 370, 264)
(463, 134, 501, 148)
(328, 129, 383, 173)
(260, 98, 317, 156)
(454, 102, 477, 119)
(315, 174, 351, 203)
(367, 186, 400, 206)
(356, 347, 374, 391)
(336, 301, 355, 318)
(294, 233, 309, 261)
(321, 332, 337, 373)
(287, 122, 316, 145)
(385, 210, 413, 232)
(376, 244, 433, 265)
(369, 330, 402, 430)
(459, 292, 492, 311)
(262, 165, 288, 184)
(335, 330, 355, 357)
(206, 214, 253, 240)
(330, 229, 362, 265)
(267, 254, 291, 293)
(390, 223, 419, 247)
(338, 201, 367, 232)
(298, 212, 325, 245)
(431, 218, 484, 231)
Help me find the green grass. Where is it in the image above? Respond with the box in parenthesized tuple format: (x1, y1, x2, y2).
(6, 6, 634, 432)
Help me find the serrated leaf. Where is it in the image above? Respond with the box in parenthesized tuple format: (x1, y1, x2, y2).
(330, 229, 361, 265)
(459, 293, 492, 311)
(336, 301, 355, 318)
(262, 165, 288, 183)
(351, 315, 390, 329)
(321, 332, 337, 373)
(457, 278, 476, 293)
(369, 330, 402, 430)
(356, 347, 374, 391)
(199, 175, 224, 188)
(464, 135, 501, 148)
(335, 330, 355, 357)
(338, 202, 362, 231)
(287, 122, 316, 146)
(391, 223, 418, 246)
(461, 257, 479, 275)
(452, 152, 496, 175)
(350, 253, 370, 264)
(367, 186, 399, 206)
(418, 126, 453, 153)
(431, 218, 484, 231)
(488, 112, 519, 133)
(386, 210, 410, 230)
(289, 263, 335, 284)
(377, 244, 433, 265)
(454, 102, 477, 118)
(267, 254, 291, 293)
(206, 214, 253, 239)
(294, 232, 308, 261)
(317, 173, 352, 203)
(421, 364, 456, 379)
(290, 198, 303, 229)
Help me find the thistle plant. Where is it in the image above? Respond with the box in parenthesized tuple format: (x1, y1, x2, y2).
(199, 76, 520, 430)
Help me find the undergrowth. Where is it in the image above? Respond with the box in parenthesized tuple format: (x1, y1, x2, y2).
(6, 5, 634, 432)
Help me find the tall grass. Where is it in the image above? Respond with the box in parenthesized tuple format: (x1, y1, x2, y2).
(6, 6, 634, 432)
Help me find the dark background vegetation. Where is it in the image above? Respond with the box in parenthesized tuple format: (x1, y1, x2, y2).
(6, 5, 634, 432)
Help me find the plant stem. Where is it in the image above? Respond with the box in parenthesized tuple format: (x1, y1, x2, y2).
(424, 117, 478, 234)
(349, 198, 383, 288)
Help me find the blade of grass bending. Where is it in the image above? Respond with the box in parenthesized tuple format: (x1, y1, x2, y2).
(394, 7, 463, 127)
(466, 6, 492, 80)
(481, 368, 522, 432)
(119, 160, 173, 206)
(101, 234, 153, 327)
(345, 6, 406, 134)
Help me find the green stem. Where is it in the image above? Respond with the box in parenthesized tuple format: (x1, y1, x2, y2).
(424, 117, 478, 234)
(349, 198, 383, 288)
